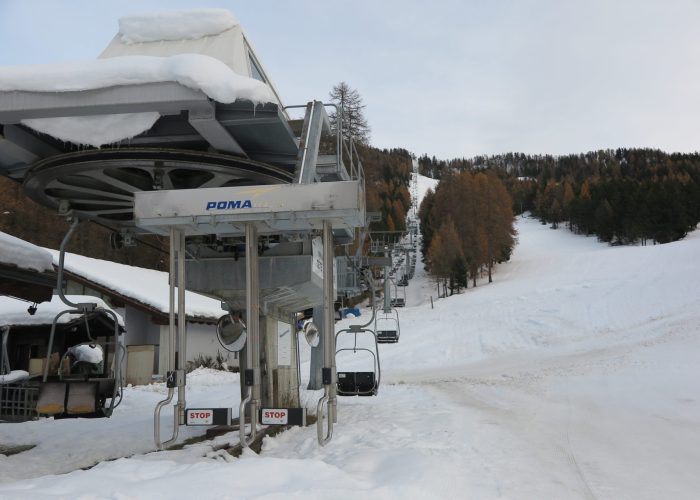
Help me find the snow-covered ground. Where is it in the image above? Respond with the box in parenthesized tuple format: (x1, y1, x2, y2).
(1, 177, 700, 498)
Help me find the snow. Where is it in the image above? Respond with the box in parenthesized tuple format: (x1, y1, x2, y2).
(1, 177, 700, 498)
(0, 370, 28, 384)
(0, 54, 273, 104)
(118, 9, 239, 44)
(0, 53, 274, 147)
(47, 250, 223, 321)
(67, 344, 103, 365)
(0, 294, 124, 328)
(23, 112, 160, 148)
(414, 169, 439, 208)
(0, 232, 53, 273)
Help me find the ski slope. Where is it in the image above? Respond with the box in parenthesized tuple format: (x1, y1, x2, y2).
(1, 183, 700, 497)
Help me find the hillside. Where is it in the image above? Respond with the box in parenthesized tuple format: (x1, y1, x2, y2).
(1, 178, 698, 498)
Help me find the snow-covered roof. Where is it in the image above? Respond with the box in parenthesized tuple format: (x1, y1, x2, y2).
(0, 55, 273, 103)
(0, 9, 279, 147)
(100, 9, 269, 90)
(118, 9, 239, 44)
(48, 250, 224, 322)
(0, 54, 274, 147)
(0, 294, 124, 328)
(0, 231, 53, 273)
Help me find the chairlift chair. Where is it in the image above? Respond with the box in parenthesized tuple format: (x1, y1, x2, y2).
(335, 324, 380, 396)
(36, 310, 123, 419)
(375, 308, 400, 344)
(35, 219, 124, 419)
(391, 297, 405, 308)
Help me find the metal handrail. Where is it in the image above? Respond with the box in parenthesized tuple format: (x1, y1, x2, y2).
(239, 386, 257, 447)
(317, 391, 333, 445)
(154, 389, 178, 449)
(283, 101, 364, 183)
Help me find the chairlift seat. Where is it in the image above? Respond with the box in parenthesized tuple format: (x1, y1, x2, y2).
(36, 382, 67, 415)
(337, 371, 377, 396)
(37, 378, 115, 418)
(66, 381, 98, 414)
(377, 330, 399, 343)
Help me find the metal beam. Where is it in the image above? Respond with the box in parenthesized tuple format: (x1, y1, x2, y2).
(188, 104, 247, 157)
(294, 101, 331, 184)
(0, 124, 60, 161)
(115, 115, 201, 146)
(216, 103, 286, 127)
(0, 82, 210, 123)
(247, 152, 297, 166)
(219, 116, 282, 127)
(134, 180, 366, 236)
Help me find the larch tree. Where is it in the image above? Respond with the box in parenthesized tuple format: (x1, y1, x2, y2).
(421, 169, 516, 289)
(328, 82, 371, 145)
(482, 171, 517, 282)
(428, 218, 464, 296)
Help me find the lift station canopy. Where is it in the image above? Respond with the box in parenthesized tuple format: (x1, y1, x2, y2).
(0, 9, 301, 224)
(0, 7, 366, 322)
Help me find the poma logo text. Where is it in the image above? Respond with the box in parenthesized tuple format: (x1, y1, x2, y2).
(206, 200, 253, 210)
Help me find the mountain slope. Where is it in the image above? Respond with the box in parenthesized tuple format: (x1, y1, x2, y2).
(1, 198, 699, 498)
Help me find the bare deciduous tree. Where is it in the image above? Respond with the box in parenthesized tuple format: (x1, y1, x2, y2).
(328, 82, 371, 145)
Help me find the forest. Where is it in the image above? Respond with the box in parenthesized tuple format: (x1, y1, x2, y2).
(418, 148, 700, 245)
(418, 170, 516, 296)
(359, 145, 412, 232)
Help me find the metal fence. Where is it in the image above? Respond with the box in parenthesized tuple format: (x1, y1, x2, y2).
(0, 383, 38, 422)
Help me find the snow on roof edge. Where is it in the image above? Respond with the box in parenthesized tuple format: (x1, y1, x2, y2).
(0, 294, 124, 328)
(118, 9, 239, 44)
(0, 231, 54, 273)
(0, 53, 274, 147)
(46, 249, 224, 322)
(0, 54, 274, 104)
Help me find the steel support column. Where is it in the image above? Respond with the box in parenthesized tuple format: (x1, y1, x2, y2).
(317, 220, 337, 445)
(240, 223, 260, 447)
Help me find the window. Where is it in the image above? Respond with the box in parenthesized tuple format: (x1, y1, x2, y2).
(248, 54, 266, 83)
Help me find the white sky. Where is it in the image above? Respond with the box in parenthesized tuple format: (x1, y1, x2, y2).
(0, 0, 698, 159)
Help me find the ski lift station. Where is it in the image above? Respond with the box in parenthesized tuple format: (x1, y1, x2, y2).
(0, 8, 382, 449)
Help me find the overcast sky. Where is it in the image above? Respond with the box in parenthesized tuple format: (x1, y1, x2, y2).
(0, 0, 698, 159)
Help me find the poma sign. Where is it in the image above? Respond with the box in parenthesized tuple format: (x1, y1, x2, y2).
(206, 199, 253, 210)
